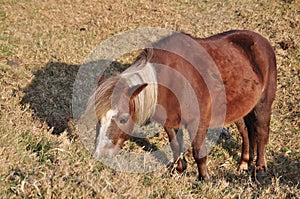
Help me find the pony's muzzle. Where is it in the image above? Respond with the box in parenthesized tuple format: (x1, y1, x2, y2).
(94, 146, 120, 160)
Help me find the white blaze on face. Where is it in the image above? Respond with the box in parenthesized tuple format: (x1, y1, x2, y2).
(94, 109, 118, 157)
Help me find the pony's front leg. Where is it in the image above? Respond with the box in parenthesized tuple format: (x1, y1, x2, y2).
(164, 127, 187, 173)
(191, 127, 209, 181)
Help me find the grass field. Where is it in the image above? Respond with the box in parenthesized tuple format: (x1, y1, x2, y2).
(0, 0, 299, 198)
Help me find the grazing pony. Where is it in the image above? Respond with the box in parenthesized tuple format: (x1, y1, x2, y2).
(86, 30, 277, 180)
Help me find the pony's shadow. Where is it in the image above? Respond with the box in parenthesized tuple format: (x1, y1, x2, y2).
(129, 127, 172, 166)
(21, 60, 128, 134)
(130, 137, 160, 152)
(21, 61, 80, 134)
(130, 137, 170, 165)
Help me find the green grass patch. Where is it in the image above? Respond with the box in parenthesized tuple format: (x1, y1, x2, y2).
(21, 131, 56, 163)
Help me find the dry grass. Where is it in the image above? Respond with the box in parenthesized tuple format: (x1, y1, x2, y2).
(0, 0, 299, 198)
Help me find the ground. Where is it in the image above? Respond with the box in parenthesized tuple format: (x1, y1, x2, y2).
(0, 0, 299, 198)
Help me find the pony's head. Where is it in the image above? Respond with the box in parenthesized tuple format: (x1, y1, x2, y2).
(84, 49, 157, 159)
(91, 76, 148, 158)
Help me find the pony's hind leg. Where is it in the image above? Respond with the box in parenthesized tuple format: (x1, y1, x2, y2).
(244, 93, 274, 179)
(244, 112, 257, 168)
(252, 100, 272, 177)
(235, 115, 257, 171)
(164, 127, 187, 173)
(235, 119, 250, 171)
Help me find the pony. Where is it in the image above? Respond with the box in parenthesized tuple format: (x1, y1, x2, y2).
(85, 30, 277, 181)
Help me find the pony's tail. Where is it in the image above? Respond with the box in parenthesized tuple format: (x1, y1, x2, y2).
(228, 30, 276, 90)
(250, 33, 277, 93)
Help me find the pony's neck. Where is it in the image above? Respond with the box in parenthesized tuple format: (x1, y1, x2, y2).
(121, 62, 158, 125)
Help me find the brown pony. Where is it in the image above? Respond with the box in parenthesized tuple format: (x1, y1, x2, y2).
(85, 30, 277, 181)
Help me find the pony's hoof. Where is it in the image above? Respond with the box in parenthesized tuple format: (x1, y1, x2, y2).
(238, 161, 249, 172)
(198, 174, 210, 182)
(175, 158, 187, 173)
(254, 166, 267, 182)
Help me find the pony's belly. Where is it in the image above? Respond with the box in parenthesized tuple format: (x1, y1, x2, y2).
(224, 81, 263, 124)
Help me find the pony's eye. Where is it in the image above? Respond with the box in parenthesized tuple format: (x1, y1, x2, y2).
(119, 118, 128, 124)
(118, 113, 130, 124)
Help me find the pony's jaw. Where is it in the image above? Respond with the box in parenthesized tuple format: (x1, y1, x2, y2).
(94, 109, 118, 158)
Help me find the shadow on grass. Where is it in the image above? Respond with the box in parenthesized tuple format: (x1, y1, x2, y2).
(129, 136, 171, 166)
(21, 61, 129, 134)
(21, 62, 80, 134)
(130, 136, 160, 152)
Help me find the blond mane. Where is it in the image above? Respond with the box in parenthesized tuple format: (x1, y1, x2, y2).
(86, 49, 158, 125)
(84, 76, 120, 123)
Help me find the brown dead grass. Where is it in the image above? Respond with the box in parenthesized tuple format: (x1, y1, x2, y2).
(0, 0, 299, 198)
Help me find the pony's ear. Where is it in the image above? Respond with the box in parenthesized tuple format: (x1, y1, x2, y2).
(127, 83, 148, 99)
